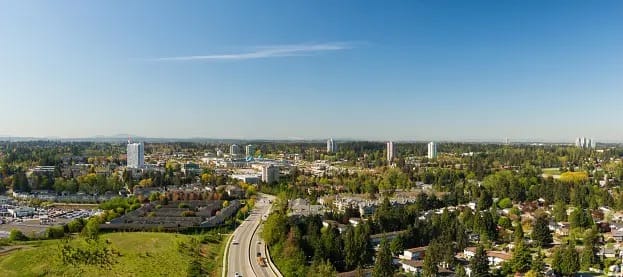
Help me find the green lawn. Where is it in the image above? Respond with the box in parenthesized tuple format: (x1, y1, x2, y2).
(0, 232, 228, 277)
(542, 168, 561, 175)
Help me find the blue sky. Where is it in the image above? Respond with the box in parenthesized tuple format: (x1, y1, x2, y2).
(0, 1, 622, 141)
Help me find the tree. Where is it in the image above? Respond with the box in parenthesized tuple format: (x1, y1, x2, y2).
(81, 217, 100, 241)
(580, 245, 595, 271)
(469, 245, 490, 277)
(511, 241, 532, 273)
(344, 224, 373, 270)
(372, 239, 395, 277)
(9, 229, 27, 241)
(552, 244, 579, 276)
(389, 235, 404, 256)
(478, 189, 493, 210)
(531, 215, 553, 247)
(569, 208, 593, 229)
(497, 197, 512, 209)
(455, 265, 468, 277)
(552, 201, 567, 222)
(422, 247, 438, 277)
(307, 259, 337, 277)
(513, 221, 524, 244)
(531, 248, 545, 276)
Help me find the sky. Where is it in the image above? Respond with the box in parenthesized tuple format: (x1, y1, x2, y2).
(0, 1, 622, 142)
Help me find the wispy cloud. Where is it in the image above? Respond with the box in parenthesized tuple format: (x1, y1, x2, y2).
(151, 42, 354, 61)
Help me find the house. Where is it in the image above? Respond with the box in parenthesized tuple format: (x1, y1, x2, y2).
(612, 229, 623, 242)
(222, 185, 244, 198)
(358, 203, 376, 217)
(463, 247, 511, 266)
(599, 246, 617, 258)
(400, 259, 454, 275)
(369, 230, 407, 248)
(322, 220, 348, 233)
(400, 246, 427, 260)
(400, 260, 423, 273)
(349, 217, 362, 226)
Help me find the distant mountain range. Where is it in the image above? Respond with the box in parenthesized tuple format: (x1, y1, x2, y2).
(0, 135, 621, 145)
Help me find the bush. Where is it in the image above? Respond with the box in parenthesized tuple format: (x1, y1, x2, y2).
(9, 229, 28, 241)
(497, 198, 512, 209)
(67, 218, 86, 233)
(181, 211, 196, 217)
(45, 226, 65, 239)
(178, 203, 190, 209)
(129, 203, 141, 211)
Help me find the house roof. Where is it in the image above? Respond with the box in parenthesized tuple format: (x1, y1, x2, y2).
(405, 246, 428, 253)
(400, 259, 423, 268)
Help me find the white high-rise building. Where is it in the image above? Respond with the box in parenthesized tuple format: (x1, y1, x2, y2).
(245, 144, 255, 157)
(327, 138, 337, 153)
(428, 142, 438, 159)
(575, 137, 596, 149)
(386, 141, 395, 162)
(262, 165, 280, 184)
(230, 144, 240, 156)
(127, 141, 144, 168)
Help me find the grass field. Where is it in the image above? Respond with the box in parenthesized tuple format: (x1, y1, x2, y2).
(0, 231, 229, 277)
(542, 168, 562, 175)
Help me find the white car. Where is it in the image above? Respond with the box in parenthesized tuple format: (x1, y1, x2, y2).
(232, 240, 238, 245)
(234, 272, 240, 277)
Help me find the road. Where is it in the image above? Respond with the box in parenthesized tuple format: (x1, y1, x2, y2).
(227, 193, 277, 277)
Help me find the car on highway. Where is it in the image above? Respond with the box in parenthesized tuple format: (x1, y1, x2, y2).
(232, 239, 238, 245)
(234, 272, 240, 277)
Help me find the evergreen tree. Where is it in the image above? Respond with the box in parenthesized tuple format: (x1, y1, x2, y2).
(531, 248, 545, 276)
(469, 245, 490, 277)
(513, 220, 524, 244)
(552, 244, 579, 276)
(531, 215, 553, 247)
(423, 247, 438, 276)
(511, 241, 532, 273)
(455, 265, 468, 277)
(580, 245, 594, 271)
(372, 239, 395, 277)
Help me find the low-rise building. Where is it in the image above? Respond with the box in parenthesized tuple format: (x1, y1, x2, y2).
(400, 246, 428, 260)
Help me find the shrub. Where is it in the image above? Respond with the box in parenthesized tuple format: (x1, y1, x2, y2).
(67, 218, 86, 233)
(178, 203, 190, 209)
(497, 198, 512, 209)
(9, 229, 28, 241)
(181, 211, 196, 217)
(45, 226, 65, 239)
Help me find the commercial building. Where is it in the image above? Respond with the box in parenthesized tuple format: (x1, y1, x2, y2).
(181, 163, 202, 175)
(327, 138, 337, 153)
(127, 142, 145, 168)
(262, 164, 280, 184)
(231, 174, 261, 185)
(427, 141, 437, 159)
(245, 144, 255, 157)
(230, 144, 241, 156)
(387, 141, 395, 162)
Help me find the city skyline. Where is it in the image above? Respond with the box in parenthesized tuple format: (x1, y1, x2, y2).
(1, 1, 623, 141)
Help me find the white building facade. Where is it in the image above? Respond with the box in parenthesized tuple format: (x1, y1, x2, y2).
(127, 142, 145, 168)
(387, 141, 395, 162)
(427, 141, 437, 159)
(327, 138, 337, 153)
(262, 165, 280, 184)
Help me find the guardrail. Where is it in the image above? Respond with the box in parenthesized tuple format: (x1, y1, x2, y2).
(264, 243, 283, 277)
(221, 233, 234, 277)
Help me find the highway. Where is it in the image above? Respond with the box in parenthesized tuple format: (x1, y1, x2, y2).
(227, 193, 278, 277)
